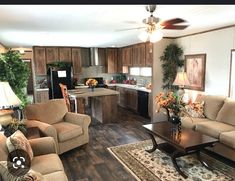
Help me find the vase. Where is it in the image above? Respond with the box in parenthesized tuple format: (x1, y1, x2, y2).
(90, 86, 94, 92)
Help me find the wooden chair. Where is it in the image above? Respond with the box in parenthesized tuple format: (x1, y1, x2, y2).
(59, 83, 77, 113)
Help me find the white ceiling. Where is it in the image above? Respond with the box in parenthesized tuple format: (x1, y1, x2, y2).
(1, 5, 235, 48)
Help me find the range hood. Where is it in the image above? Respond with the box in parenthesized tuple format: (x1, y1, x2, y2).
(90, 47, 100, 66)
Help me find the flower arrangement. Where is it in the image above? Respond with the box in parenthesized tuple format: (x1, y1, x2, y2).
(155, 91, 186, 117)
(85, 78, 98, 87)
(3, 118, 27, 137)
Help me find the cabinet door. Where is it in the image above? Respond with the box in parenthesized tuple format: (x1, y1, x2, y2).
(46, 47, 59, 63)
(36, 90, 49, 103)
(127, 89, 138, 111)
(81, 48, 91, 67)
(33, 47, 46, 75)
(145, 42, 153, 66)
(122, 47, 132, 66)
(117, 48, 123, 73)
(72, 48, 82, 74)
(98, 48, 106, 66)
(59, 47, 72, 62)
(132, 43, 145, 66)
(107, 48, 118, 73)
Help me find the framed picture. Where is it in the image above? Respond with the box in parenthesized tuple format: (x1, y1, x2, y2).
(184, 54, 206, 91)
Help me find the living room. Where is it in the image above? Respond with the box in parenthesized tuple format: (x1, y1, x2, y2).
(0, 5, 235, 181)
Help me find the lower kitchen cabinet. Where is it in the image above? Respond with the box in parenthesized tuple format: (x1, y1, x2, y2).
(116, 87, 137, 112)
(35, 89, 49, 103)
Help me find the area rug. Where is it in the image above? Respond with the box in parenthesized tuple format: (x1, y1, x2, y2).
(108, 139, 235, 181)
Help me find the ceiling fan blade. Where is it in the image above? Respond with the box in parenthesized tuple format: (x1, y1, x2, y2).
(160, 18, 187, 26)
(116, 27, 146, 32)
(163, 24, 189, 30)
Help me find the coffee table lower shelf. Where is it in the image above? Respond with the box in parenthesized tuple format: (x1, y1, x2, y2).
(146, 132, 213, 179)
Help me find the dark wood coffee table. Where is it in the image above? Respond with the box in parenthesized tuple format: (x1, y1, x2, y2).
(143, 121, 218, 179)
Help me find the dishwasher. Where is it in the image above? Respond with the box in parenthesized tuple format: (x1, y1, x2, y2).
(137, 90, 149, 118)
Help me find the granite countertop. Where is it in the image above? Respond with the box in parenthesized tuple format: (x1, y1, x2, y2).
(107, 83, 151, 93)
(68, 88, 119, 98)
(36, 88, 49, 91)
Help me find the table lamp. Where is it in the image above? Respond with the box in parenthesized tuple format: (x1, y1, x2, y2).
(0, 82, 22, 128)
(173, 71, 190, 98)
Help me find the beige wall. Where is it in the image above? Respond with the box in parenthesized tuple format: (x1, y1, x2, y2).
(176, 27, 235, 100)
(152, 38, 173, 122)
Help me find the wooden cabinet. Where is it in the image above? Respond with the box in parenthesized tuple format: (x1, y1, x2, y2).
(126, 89, 138, 111)
(72, 48, 82, 74)
(106, 48, 118, 73)
(132, 43, 146, 66)
(98, 48, 106, 66)
(35, 89, 49, 103)
(33, 47, 46, 75)
(46, 47, 59, 63)
(117, 48, 123, 73)
(145, 42, 153, 66)
(81, 48, 90, 67)
(116, 87, 137, 112)
(122, 46, 132, 66)
(59, 47, 72, 62)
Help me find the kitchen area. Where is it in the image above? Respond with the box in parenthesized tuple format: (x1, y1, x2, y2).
(33, 42, 153, 120)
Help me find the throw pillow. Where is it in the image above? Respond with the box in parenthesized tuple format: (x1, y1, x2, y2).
(185, 101, 205, 118)
(6, 130, 34, 161)
(0, 161, 46, 181)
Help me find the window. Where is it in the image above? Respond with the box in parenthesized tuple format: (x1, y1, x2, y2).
(130, 67, 140, 76)
(130, 67, 152, 76)
(140, 67, 152, 76)
(229, 50, 235, 98)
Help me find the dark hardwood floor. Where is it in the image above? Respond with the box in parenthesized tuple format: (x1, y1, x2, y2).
(60, 106, 235, 181)
(60, 107, 151, 181)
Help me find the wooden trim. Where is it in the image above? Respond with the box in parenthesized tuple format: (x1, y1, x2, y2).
(176, 24, 235, 39)
(228, 49, 235, 97)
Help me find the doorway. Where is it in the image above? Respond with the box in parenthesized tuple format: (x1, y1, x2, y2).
(229, 50, 235, 98)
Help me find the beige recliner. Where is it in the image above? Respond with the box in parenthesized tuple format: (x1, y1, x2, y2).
(24, 99, 91, 154)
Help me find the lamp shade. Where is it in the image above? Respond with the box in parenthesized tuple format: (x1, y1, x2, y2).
(0, 82, 22, 109)
(173, 72, 190, 87)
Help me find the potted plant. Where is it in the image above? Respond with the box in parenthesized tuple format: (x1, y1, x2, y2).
(160, 44, 184, 91)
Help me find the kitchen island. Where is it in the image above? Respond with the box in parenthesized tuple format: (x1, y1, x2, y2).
(68, 88, 119, 123)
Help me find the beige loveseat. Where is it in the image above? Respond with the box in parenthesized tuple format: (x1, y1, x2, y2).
(181, 95, 235, 162)
(24, 99, 91, 154)
(0, 135, 68, 180)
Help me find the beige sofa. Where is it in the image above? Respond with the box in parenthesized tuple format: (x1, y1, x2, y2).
(181, 95, 235, 162)
(24, 99, 91, 154)
(0, 135, 68, 180)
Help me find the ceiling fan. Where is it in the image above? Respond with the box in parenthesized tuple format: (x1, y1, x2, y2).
(119, 5, 189, 43)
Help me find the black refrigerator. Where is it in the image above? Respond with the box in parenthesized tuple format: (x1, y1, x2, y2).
(47, 65, 74, 99)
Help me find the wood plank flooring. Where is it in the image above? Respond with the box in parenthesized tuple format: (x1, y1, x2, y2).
(60, 107, 235, 181)
(60, 107, 151, 181)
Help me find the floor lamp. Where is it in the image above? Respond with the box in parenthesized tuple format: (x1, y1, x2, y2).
(173, 71, 190, 99)
(0, 82, 22, 130)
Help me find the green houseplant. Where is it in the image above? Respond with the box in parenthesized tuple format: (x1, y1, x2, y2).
(160, 44, 184, 91)
(0, 49, 30, 108)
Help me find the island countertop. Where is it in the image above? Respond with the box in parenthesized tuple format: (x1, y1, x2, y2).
(68, 88, 119, 98)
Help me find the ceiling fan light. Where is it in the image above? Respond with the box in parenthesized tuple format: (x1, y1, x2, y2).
(150, 30, 163, 43)
(138, 31, 148, 42)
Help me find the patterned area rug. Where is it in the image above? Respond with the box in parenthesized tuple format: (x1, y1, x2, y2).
(108, 140, 235, 181)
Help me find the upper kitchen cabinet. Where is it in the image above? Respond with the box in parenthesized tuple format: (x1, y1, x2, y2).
(46, 47, 59, 63)
(33, 46, 46, 75)
(132, 43, 146, 66)
(145, 42, 153, 66)
(72, 48, 82, 74)
(106, 48, 118, 73)
(98, 48, 106, 66)
(117, 48, 123, 73)
(59, 47, 72, 62)
(81, 48, 90, 67)
(122, 46, 132, 66)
